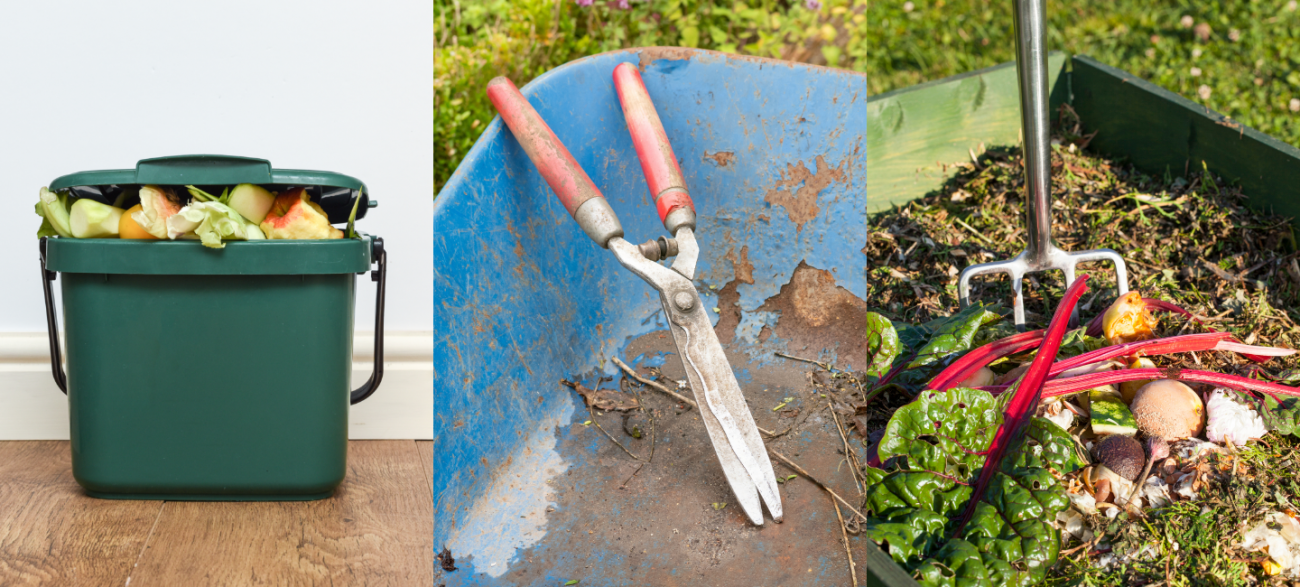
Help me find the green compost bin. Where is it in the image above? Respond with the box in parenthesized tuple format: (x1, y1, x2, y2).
(37, 155, 387, 501)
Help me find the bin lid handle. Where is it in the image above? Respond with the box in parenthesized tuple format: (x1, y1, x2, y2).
(136, 155, 273, 185)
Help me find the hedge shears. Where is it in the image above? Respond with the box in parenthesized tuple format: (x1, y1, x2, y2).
(486, 63, 783, 525)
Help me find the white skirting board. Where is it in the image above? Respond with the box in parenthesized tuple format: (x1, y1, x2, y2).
(0, 331, 431, 440)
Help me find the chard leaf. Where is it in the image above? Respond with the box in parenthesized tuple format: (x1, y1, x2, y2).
(880, 304, 1005, 395)
(867, 312, 900, 379)
(972, 321, 1020, 349)
(865, 387, 1084, 587)
(867, 275, 1091, 585)
(906, 304, 1003, 369)
(1054, 328, 1106, 359)
(1252, 392, 1300, 438)
(1275, 369, 1300, 385)
(897, 322, 929, 355)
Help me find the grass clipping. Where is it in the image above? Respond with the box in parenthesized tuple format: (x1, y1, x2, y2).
(867, 108, 1300, 585)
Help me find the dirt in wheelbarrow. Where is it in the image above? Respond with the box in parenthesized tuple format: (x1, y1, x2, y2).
(493, 265, 872, 586)
(866, 106, 1300, 585)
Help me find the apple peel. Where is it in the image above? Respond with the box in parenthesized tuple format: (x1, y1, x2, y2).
(260, 188, 343, 240)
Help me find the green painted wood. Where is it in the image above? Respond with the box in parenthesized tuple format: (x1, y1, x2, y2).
(1072, 55, 1300, 230)
(867, 52, 1069, 212)
(866, 540, 921, 587)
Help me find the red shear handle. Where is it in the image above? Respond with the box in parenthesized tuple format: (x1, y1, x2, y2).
(486, 76, 623, 246)
(612, 63, 696, 233)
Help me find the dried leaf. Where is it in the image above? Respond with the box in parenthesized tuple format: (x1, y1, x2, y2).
(560, 379, 639, 412)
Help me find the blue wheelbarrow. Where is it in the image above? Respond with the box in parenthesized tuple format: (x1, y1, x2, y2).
(434, 47, 866, 586)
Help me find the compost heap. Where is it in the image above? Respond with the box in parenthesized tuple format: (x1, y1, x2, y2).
(866, 119, 1300, 585)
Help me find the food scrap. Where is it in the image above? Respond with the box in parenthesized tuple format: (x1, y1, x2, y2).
(35, 183, 353, 248)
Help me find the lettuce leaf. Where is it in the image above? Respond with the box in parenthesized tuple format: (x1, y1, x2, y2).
(166, 201, 265, 249)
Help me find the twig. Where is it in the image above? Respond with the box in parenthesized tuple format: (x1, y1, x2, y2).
(562, 379, 641, 461)
(954, 216, 995, 245)
(831, 498, 859, 587)
(619, 463, 645, 490)
(1125, 451, 1157, 506)
(1060, 535, 1101, 557)
(775, 352, 835, 372)
(768, 448, 866, 522)
(613, 357, 793, 444)
(828, 401, 865, 496)
(1228, 441, 1239, 477)
(759, 426, 790, 439)
(587, 403, 641, 461)
(621, 368, 656, 463)
(848, 372, 868, 402)
(612, 356, 696, 409)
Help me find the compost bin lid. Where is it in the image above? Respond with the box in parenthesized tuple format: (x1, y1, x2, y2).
(48, 155, 375, 224)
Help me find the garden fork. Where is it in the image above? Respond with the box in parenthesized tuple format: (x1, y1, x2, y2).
(957, 0, 1128, 326)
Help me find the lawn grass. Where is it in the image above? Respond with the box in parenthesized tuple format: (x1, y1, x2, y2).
(867, 0, 1300, 150)
(434, 0, 866, 195)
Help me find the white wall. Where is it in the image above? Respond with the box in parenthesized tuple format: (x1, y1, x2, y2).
(0, 0, 432, 439)
(0, 0, 432, 333)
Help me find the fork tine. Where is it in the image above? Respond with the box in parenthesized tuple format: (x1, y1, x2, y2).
(1009, 272, 1027, 328)
(1068, 248, 1130, 295)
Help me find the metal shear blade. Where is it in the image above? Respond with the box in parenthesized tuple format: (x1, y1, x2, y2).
(609, 230, 783, 525)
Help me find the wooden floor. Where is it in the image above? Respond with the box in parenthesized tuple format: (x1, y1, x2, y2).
(0, 441, 433, 586)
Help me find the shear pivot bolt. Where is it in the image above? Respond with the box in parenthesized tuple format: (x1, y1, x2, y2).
(673, 292, 695, 312)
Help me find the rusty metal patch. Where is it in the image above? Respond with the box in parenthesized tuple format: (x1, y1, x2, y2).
(763, 156, 848, 233)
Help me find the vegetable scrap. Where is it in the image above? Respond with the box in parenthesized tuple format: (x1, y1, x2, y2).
(34, 183, 355, 249)
(868, 126, 1300, 584)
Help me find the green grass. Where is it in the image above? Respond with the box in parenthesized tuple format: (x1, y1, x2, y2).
(434, 0, 866, 195)
(1045, 434, 1300, 586)
(868, 0, 1300, 149)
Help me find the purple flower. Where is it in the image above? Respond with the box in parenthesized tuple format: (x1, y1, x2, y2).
(575, 0, 593, 6)
(616, 0, 629, 8)
(805, 0, 822, 9)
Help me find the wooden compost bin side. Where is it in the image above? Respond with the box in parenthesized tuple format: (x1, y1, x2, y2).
(1071, 55, 1300, 234)
(867, 540, 922, 587)
(866, 55, 1300, 586)
(866, 52, 1069, 213)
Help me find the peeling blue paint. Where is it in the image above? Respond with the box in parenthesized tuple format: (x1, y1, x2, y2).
(434, 48, 865, 584)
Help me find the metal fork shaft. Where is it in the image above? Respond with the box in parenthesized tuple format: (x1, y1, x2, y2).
(1015, 0, 1053, 265)
(957, 0, 1129, 327)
